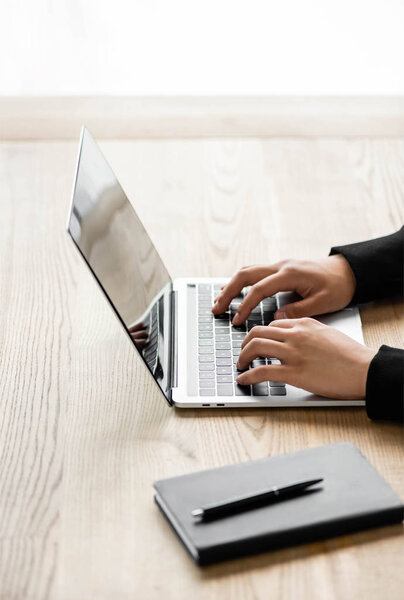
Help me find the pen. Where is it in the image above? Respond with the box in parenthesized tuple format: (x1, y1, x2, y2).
(191, 478, 323, 521)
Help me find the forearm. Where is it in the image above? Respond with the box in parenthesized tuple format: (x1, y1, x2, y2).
(329, 227, 404, 304)
(365, 345, 404, 423)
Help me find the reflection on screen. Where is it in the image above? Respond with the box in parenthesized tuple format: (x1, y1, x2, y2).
(68, 128, 172, 398)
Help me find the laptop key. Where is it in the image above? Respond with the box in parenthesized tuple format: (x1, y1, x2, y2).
(262, 297, 277, 308)
(231, 325, 246, 332)
(199, 372, 215, 379)
(216, 358, 232, 366)
(199, 389, 215, 396)
(217, 384, 234, 396)
(234, 368, 248, 377)
(217, 367, 233, 375)
(252, 359, 266, 368)
(216, 335, 230, 342)
(216, 350, 231, 358)
(247, 319, 262, 326)
(199, 380, 215, 388)
(199, 356, 214, 363)
(199, 324, 213, 331)
(269, 380, 286, 387)
(217, 375, 233, 383)
(252, 383, 269, 396)
(270, 387, 287, 396)
(199, 364, 215, 371)
(235, 384, 251, 396)
(215, 343, 230, 350)
(263, 311, 275, 324)
(232, 333, 246, 340)
(199, 333, 213, 339)
(198, 347, 214, 355)
(199, 339, 214, 346)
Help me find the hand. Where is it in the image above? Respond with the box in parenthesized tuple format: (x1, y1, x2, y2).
(128, 322, 148, 348)
(236, 318, 376, 400)
(212, 256, 356, 324)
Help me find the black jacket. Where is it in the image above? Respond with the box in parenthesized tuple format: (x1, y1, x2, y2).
(330, 227, 404, 424)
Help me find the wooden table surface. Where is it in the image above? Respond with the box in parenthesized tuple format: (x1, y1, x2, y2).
(0, 136, 403, 600)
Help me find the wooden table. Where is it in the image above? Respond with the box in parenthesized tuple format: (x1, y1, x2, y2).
(0, 116, 403, 599)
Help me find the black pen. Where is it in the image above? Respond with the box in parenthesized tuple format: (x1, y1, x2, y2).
(191, 478, 323, 521)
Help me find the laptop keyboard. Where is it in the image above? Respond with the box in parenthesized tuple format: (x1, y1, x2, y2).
(198, 283, 287, 397)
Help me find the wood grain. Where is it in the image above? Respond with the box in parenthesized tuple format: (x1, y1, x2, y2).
(0, 96, 404, 140)
(0, 137, 403, 600)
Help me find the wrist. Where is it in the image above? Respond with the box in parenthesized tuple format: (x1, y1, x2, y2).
(356, 346, 377, 399)
(328, 254, 357, 305)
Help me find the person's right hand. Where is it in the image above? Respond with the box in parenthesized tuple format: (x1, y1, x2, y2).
(212, 255, 357, 324)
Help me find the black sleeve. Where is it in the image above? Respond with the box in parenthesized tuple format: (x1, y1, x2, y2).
(330, 228, 404, 424)
(329, 227, 404, 304)
(366, 346, 404, 424)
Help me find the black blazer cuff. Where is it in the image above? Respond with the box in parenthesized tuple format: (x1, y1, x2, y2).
(329, 227, 404, 304)
(365, 345, 404, 423)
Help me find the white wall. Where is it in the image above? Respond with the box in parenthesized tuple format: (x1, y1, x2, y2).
(1, 0, 403, 95)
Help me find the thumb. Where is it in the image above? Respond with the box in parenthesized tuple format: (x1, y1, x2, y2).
(274, 296, 321, 319)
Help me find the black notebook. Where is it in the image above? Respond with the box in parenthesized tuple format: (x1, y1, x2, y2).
(154, 442, 404, 565)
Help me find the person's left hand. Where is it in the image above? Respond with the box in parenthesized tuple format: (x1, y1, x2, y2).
(236, 318, 376, 399)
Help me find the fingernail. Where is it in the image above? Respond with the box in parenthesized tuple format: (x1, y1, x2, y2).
(275, 311, 286, 319)
(233, 314, 240, 325)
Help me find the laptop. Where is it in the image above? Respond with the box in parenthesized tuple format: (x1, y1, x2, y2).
(67, 127, 365, 409)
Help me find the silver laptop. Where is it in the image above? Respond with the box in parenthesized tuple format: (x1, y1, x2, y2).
(67, 127, 365, 409)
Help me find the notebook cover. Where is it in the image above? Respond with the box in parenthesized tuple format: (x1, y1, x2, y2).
(153, 442, 404, 565)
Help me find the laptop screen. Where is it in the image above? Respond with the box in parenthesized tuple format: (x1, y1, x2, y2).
(67, 127, 173, 402)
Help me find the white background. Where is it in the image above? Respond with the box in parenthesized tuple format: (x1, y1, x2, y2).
(1, 0, 403, 95)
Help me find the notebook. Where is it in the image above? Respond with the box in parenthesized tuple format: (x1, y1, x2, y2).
(153, 442, 404, 565)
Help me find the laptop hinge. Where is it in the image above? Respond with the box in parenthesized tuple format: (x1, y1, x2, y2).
(169, 290, 178, 394)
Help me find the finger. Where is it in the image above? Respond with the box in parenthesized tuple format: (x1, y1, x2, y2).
(274, 295, 323, 319)
(131, 330, 148, 340)
(241, 324, 289, 349)
(212, 266, 276, 314)
(233, 271, 292, 324)
(129, 322, 145, 333)
(237, 339, 287, 370)
(269, 318, 306, 329)
(212, 273, 246, 314)
(236, 365, 286, 385)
